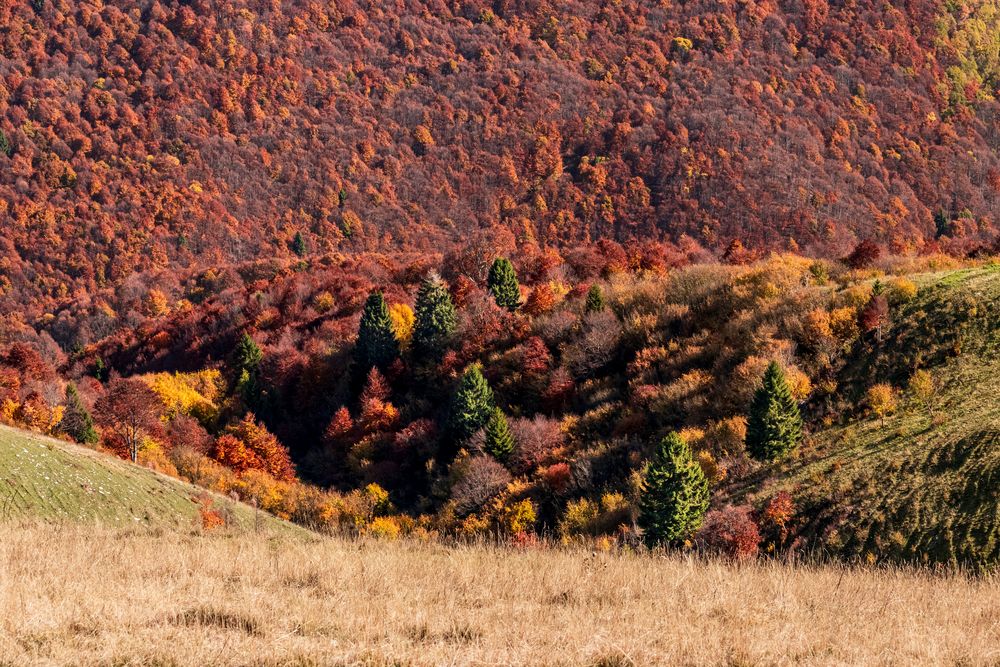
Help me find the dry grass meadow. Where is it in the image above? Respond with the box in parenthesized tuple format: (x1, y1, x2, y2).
(0, 524, 998, 666)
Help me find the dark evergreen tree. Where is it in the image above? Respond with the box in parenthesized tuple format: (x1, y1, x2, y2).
(292, 231, 307, 257)
(449, 365, 495, 441)
(484, 407, 515, 461)
(413, 274, 457, 359)
(355, 291, 400, 373)
(585, 284, 605, 313)
(638, 432, 710, 548)
(233, 333, 263, 405)
(487, 257, 521, 311)
(0, 130, 10, 157)
(745, 361, 803, 461)
(58, 383, 98, 445)
(92, 358, 107, 383)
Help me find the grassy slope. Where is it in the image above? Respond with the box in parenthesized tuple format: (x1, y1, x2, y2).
(738, 265, 1000, 568)
(0, 425, 297, 534)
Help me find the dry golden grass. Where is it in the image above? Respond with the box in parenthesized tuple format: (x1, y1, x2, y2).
(1, 523, 998, 666)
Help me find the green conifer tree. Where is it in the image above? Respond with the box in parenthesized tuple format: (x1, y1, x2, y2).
(59, 383, 99, 445)
(638, 432, 710, 548)
(585, 284, 605, 313)
(355, 291, 400, 373)
(0, 130, 10, 157)
(449, 365, 495, 441)
(487, 257, 522, 311)
(233, 333, 264, 406)
(484, 407, 515, 461)
(292, 231, 308, 257)
(413, 274, 457, 359)
(745, 361, 803, 461)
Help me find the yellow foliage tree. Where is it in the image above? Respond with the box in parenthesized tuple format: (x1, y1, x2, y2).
(866, 383, 897, 428)
(388, 303, 415, 348)
(145, 370, 224, 424)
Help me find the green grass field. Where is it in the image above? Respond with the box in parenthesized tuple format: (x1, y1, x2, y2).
(0, 425, 297, 534)
(733, 265, 1000, 569)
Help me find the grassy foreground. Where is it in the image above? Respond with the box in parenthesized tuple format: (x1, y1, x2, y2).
(0, 523, 997, 666)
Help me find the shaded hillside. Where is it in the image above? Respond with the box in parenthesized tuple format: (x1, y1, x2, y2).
(3, 0, 1000, 317)
(0, 424, 296, 532)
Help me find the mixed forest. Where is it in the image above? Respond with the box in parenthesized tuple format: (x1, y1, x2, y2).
(3, 0, 1000, 566)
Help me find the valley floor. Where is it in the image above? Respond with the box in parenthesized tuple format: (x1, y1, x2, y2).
(0, 524, 997, 666)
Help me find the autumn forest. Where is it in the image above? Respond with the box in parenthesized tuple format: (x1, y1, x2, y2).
(3, 0, 1000, 570)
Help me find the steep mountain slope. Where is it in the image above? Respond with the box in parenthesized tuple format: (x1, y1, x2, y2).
(0, 424, 296, 531)
(733, 265, 1000, 569)
(3, 0, 1000, 317)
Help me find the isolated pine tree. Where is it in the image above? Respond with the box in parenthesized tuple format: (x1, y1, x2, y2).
(413, 274, 457, 359)
(59, 383, 98, 445)
(292, 231, 307, 257)
(487, 257, 521, 311)
(0, 130, 10, 157)
(484, 407, 515, 461)
(585, 284, 605, 313)
(450, 365, 495, 441)
(232, 333, 263, 405)
(638, 432, 710, 548)
(745, 361, 803, 461)
(355, 291, 400, 373)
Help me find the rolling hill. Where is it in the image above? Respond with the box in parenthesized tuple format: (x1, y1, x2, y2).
(0, 423, 296, 533)
(732, 264, 1000, 569)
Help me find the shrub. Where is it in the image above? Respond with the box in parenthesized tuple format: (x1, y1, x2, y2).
(368, 516, 402, 540)
(759, 491, 795, 553)
(704, 417, 747, 457)
(450, 455, 512, 515)
(509, 415, 564, 473)
(498, 499, 536, 535)
(560, 498, 600, 537)
(887, 277, 918, 304)
(696, 505, 760, 560)
(562, 311, 621, 378)
(197, 493, 226, 531)
(542, 462, 573, 493)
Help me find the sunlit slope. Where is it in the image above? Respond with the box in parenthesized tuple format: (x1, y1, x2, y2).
(739, 265, 1000, 569)
(0, 425, 296, 533)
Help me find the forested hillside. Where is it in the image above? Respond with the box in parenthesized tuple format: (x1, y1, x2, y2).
(4, 0, 1000, 318)
(5, 0, 1000, 569)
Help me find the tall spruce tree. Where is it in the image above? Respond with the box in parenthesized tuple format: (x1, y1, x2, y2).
(487, 257, 522, 311)
(355, 291, 400, 373)
(449, 365, 495, 441)
(413, 274, 457, 359)
(484, 407, 515, 461)
(638, 432, 710, 548)
(0, 130, 10, 157)
(585, 284, 605, 313)
(58, 383, 98, 445)
(745, 361, 803, 461)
